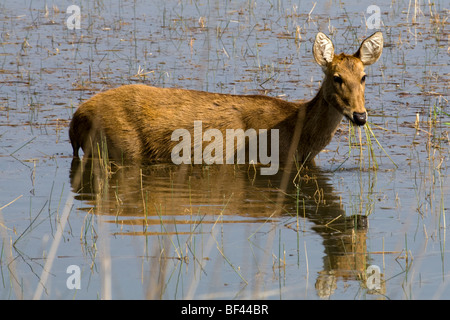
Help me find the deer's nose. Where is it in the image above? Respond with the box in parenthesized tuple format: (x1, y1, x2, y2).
(353, 112, 367, 126)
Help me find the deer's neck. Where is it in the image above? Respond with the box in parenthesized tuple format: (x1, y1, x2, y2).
(296, 87, 344, 162)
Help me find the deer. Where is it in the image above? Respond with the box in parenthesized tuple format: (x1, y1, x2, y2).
(69, 32, 383, 172)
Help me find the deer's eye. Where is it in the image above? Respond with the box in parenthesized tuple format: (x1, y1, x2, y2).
(333, 75, 343, 84)
(361, 75, 366, 83)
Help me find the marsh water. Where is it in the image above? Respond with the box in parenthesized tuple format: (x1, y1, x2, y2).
(0, 0, 448, 299)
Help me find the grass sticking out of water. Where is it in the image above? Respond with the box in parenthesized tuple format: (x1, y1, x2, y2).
(345, 121, 398, 171)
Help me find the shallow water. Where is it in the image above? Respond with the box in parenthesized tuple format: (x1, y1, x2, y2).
(0, 0, 448, 299)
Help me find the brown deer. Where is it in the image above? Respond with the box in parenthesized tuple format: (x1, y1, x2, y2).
(69, 32, 383, 170)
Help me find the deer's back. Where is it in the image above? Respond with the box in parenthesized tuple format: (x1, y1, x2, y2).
(71, 84, 300, 161)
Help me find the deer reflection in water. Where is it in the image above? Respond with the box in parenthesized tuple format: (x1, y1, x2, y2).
(70, 157, 378, 298)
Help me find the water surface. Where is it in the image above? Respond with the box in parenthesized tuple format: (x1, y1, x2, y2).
(0, 0, 448, 299)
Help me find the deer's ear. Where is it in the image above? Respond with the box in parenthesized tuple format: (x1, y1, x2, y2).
(354, 32, 383, 66)
(313, 32, 334, 70)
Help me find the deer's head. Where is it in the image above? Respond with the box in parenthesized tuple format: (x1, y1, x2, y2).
(313, 32, 383, 126)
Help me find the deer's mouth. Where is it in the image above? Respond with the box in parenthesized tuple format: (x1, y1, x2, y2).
(345, 111, 367, 126)
(352, 112, 367, 126)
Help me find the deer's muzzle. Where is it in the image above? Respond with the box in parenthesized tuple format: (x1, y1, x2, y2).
(352, 112, 367, 126)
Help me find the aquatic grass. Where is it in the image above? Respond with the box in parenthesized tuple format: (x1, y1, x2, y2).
(210, 194, 248, 285)
(365, 122, 398, 168)
(0, 210, 22, 298)
(434, 103, 450, 127)
(346, 120, 397, 170)
(32, 191, 75, 300)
